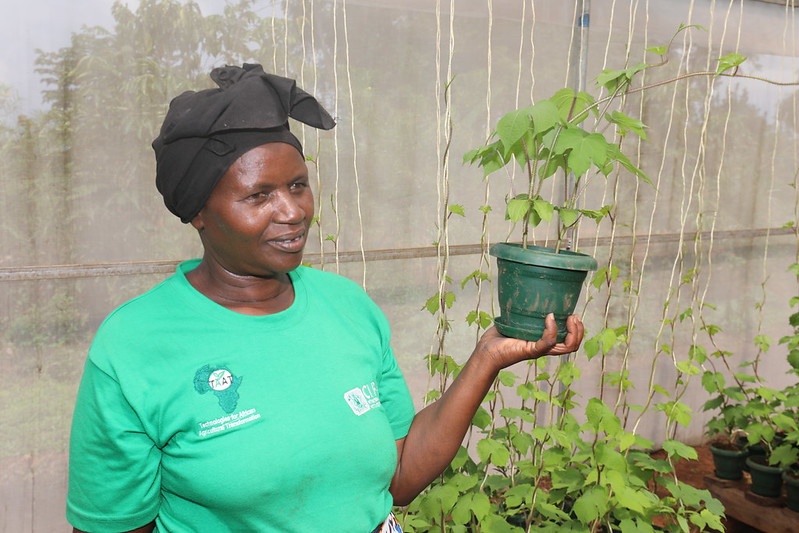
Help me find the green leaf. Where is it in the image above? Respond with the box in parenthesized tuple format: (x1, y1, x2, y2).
(423, 295, 439, 314)
(506, 195, 531, 222)
(646, 45, 667, 55)
(550, 88, 597, 123)
(419, 484, 459, 517)
(600, 327, 618, 353)
(701, 371, 725, 393)
(580, 205, 612, 223)
(754, 334, 771, 352)
(498, 370, 517, 387)
(448, 204, 465, 217)
(533, 198, 555, 222)
(716, 52, 747, 75)
(480, 514, 524, 533)
(554, 128, 609, 177)
(445, 291, 456, 308)
(472, 406, 492, 429)
(607, 110, 648, 139)
(477, 438, 510, 467)
(584, 336, 600, 360)
(527, 99, 562, 135)
(675, 360, 701, 376)
(572, 485, 609, 523)
(496, 108, 534, 157)
(585, 397, 622, 435)
(557, 207, 580, 228)
(688, 344, 707, 363)
(606, 143, 652, 185)
(596, 63, 647, 93)
(662, 439, 698, 460)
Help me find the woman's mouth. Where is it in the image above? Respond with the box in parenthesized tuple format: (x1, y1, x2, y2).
(267, 233, 305, 252)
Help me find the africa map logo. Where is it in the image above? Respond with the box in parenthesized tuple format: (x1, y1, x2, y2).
(194, 364, 242, 413)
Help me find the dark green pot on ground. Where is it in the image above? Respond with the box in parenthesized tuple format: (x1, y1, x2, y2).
(746, 456, 783, 498)
(783, 470, 799, 512)
(490, 243, 597, 342)
(744, 441, 766, 472)
(709, 444, 747, 480)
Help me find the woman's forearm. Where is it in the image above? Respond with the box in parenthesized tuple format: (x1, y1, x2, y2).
(389, 353, 500, 505)
(389, 315, 583, 506)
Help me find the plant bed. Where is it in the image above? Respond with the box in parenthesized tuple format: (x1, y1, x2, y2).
(652, 444, 795, 532)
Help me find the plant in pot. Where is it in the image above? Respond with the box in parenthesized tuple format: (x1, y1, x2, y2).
(700, 369, 749, 480)
(464, 71, 652, 342)
(739, 386, 794, 499)
(775, 296, 799, 510)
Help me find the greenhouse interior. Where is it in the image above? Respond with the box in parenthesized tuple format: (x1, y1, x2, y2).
(3, 0, 799, 531)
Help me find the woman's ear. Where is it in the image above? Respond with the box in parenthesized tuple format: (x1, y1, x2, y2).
(190, 210, 205, 231)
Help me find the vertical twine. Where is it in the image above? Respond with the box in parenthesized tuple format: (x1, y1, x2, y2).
(340, 0, 367, 288)
(331, 0, 342, 273)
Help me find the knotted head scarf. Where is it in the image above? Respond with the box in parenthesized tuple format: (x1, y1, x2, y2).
(152, 63, 336, 222)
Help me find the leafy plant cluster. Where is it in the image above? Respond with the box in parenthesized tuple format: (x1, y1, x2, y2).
(398, 26, 762, 533)
(402, 356, 723, 533)
(702, 261, 799, 471)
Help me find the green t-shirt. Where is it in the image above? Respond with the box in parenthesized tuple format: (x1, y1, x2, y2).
(67, 261, 415, 533)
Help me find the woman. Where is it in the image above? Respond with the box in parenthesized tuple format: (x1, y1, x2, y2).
(67, 64, 583, 533)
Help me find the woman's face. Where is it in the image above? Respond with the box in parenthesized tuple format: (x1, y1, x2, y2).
(191, 142, 313, 278)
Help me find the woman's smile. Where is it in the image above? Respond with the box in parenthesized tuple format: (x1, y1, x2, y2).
(265, 230, 306, 253)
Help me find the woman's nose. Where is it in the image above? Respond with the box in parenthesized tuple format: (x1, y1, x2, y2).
(272, 190, 307, 224)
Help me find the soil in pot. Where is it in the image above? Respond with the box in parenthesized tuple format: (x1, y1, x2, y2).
(746, 455, 783, 498)
(709, 442, 747, 481)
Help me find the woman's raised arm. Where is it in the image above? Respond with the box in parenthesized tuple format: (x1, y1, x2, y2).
(389, 313, 584, 506)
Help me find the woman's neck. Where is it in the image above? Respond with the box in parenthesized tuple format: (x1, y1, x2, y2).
(185, 260, 295, 316)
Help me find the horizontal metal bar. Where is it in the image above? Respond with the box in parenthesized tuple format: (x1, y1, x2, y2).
(0, 227, 794, 282)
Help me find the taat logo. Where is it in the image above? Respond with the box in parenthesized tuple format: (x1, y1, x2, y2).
(194, 365, 242, 413)
(209, 369, 233, 391)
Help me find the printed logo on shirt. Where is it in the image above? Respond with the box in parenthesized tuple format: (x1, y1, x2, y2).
(344, 382, 381, 416)
(197, 407, 262, 438)
(194, 364, 242, 413)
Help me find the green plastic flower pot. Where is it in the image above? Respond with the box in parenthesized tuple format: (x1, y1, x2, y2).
(709, 444, 747, 480)
(746, 456, 783, 498)
(783, 470, 799, 512)
(490, 243, 597, 342)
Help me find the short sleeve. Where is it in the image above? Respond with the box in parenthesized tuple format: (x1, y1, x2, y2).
(378, 345, 416, 440)
(66, 358, 161, 532)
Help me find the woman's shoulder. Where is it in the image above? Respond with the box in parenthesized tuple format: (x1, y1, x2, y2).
(293, 265, 367, 295)
(95, 274, 184, 336)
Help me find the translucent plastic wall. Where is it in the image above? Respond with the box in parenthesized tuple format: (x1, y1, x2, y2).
(2, 1, 798, 530)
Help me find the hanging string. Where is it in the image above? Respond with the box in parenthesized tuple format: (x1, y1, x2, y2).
(472, 0, 494, 346)
(340, 0, 368, 287)
(674, 0, 739, 442)
(752, 0, 797, 375)
(632, 0, 698, 437)
(514, 0, 527, 110)
(529, 0, 536, 104)
(331, 0, 342, 273)
(270, 0, 278, 72)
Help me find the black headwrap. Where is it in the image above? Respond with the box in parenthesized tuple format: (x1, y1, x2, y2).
(152, 63, 336, 222)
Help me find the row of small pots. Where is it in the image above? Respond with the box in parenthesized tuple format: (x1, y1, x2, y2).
(710, 444, 799, 511)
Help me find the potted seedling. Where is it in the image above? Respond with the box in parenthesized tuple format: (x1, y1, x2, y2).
(464, 72, 651, 341)
(701, 368, 752, 480)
